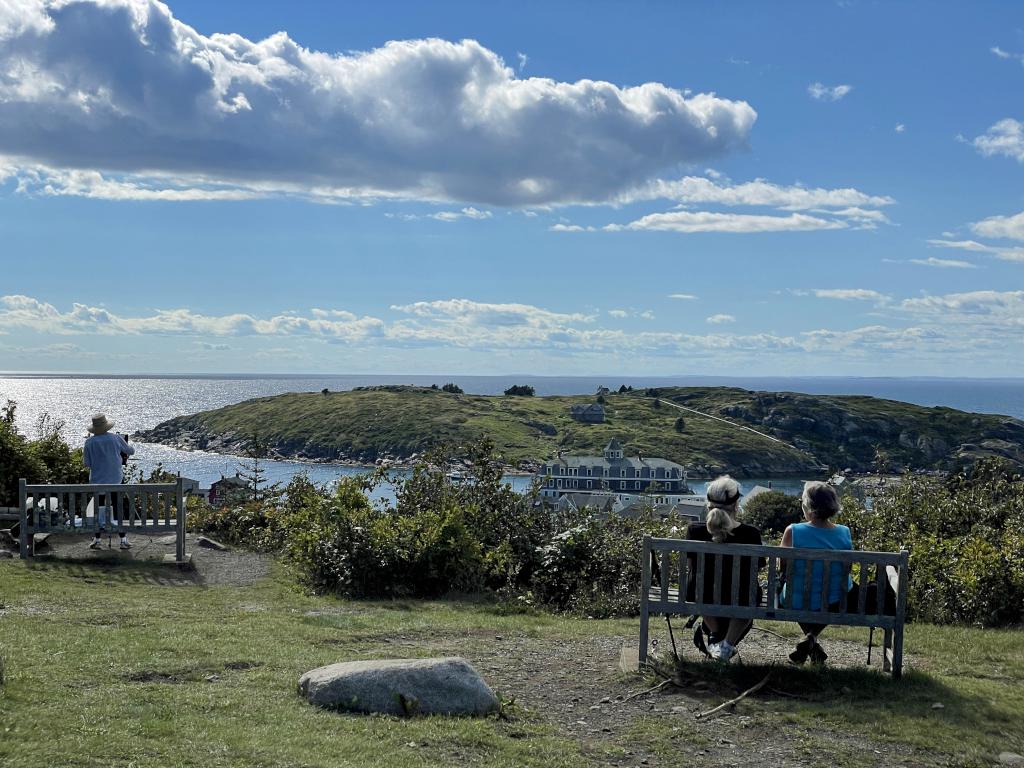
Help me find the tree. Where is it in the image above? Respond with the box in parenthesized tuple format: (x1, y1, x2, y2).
(321, 388, 330, 395)
(236, 434, 282, 503)
(504, 384, 535, 397)
(618, 385, 633, 393)
(652, 398, 661, 409)
(596, 394, 606, 404)
(442, 383, 464, 394)
(739, 491, 803, 537)
(674, 416, 686, 433)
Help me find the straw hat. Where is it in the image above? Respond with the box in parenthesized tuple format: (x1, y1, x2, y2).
(87, 413, 116, 435)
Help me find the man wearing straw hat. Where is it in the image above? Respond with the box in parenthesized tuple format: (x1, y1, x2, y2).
(83, 413, 134, 550)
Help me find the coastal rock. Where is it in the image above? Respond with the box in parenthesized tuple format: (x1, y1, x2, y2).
(999, 753, 1024, 766)
(298, 657, 498, 716)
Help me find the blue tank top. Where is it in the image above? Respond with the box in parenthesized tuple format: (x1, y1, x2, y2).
(783, 523, 853, 611)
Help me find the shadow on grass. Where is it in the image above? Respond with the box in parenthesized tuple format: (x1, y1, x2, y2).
(23, 553, 200, 586)
(665, 657, 1012, 747)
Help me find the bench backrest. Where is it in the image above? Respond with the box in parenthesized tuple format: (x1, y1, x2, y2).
(642, 535, 909, 629)
(19, 479, 185, 531)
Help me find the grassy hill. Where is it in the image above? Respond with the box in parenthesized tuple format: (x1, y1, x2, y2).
(135, 385, 1024, 476)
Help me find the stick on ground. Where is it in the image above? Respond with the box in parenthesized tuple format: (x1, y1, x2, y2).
(696, 667, 774, 720)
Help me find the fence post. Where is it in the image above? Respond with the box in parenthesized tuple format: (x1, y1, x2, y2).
(175, 477, 185, 563)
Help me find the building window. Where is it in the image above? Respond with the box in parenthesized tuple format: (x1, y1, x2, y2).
(635, 481, 640, 490)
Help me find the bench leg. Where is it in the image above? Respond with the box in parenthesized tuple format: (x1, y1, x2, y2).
(891, 624, 904, 680)
(882, 628, 893, 674)
(638, 602, 650, 666)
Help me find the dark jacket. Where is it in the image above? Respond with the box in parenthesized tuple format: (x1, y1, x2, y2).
(684, 522, 765, 606)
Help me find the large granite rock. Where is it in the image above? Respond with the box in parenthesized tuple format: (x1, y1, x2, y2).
(298, 657, 498, 716)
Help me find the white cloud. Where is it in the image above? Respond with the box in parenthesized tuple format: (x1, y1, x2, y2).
(972, 119, 1024, 162)
(610, 210, 848, 234)
(895, 123, 905, 133)
(668, 293, 698, 300)
(549, 223, 596, 232)
(0, 295, 385, 339)
(927, 237, 1024, 263)
(0, 0, 756, 207)
(516, 52, 528, 72)
(608, 309, 628, 318)
(622, 176, 893, 211)
(808, 82, 852, 101)
(900, 290, 1024, 324)
(706, 314, 735, 324)
(991, 46, 1024, 63)
(390, 299, 595, 328)
(427, 207, 492, 222)
(909, 257, 976, 269)
(811, 289, 887, 301)
(971, 210, 1024, 241)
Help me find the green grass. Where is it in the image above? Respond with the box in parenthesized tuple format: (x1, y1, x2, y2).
(136, 385, 1024, 475)
(2, 555, 1023, 767)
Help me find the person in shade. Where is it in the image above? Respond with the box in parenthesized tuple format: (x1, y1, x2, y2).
(780, 481, 854, 665)
(83, 413, 134, 550)
(685, 475, 765, 663)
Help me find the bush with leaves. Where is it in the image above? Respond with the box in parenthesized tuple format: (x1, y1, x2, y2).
(850, 458, 1024, 627)
(530, 512, 682, 617)
(739, 490, 803, 537)
(441, 383, 464, 394)
(0, 401, 87, 505)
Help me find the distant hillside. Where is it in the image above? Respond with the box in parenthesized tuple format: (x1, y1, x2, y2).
(135, 385, 1024, 477)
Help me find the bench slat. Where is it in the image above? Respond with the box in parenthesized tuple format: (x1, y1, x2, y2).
(678, 551, 688, 607)
(695, 553, 705, 610)
(659, 549, 670, 603)
(646, 537, 903, 566)
(820, 557, 831, 614)
(730, 554, 741, 606)
(713, 553, 723, 605)
(857, 561, 869, 615)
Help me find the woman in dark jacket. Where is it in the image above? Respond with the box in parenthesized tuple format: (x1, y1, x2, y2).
(685, 475, 764, 662)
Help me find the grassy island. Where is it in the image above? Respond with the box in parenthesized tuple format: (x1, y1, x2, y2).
(136, 385, 1024, 477)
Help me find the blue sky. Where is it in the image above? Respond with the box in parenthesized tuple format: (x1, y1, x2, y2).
(1, 0, 1023, 375)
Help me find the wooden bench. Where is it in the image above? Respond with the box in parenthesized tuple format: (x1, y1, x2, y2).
(639, 536, 910, 678)
(18, 478, 188, 564)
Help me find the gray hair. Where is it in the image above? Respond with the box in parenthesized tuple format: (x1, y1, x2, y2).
(802, 481, 840, 520)
(705, 475, 742, 542)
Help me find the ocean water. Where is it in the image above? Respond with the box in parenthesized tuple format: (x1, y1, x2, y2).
(2, 373, 1022, 498)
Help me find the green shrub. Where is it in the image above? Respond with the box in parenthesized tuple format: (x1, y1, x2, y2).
(852, 458, 1024, 627)
(739, 490, 803, 537)
(530, 513, 680, 617)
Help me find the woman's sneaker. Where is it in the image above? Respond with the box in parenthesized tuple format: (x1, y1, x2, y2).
(710, 640, 736, 662)
(789, 634, 815, 665)
(89, 539, 102, 550)
(119, 538, 132, 550)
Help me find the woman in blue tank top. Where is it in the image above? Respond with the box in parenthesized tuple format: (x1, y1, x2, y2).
(780, 481, 853, 665)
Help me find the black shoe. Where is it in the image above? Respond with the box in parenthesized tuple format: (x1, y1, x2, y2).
(809, 642, 828, 665)
(789, 634, 815, 665)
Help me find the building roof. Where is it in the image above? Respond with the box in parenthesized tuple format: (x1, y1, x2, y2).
(548, 455, 683, 471)
(604, 438, 623, 452)
(213, 474, 248, 488)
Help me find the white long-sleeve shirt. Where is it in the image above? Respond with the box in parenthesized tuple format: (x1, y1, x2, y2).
(83, 432, 134, 484)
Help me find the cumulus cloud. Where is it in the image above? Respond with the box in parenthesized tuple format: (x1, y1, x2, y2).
(706, 314, 735, 324)
(0, 294, 385, 339)
(971, 210, 1024, 241)
(0, 0, 756, 207)
(972, 119, 1024, 162)
(608, 210, 848, 234)
(6, 292, 1024, 364)
(895, 123, 905, 133)
(808, 82, 852, 101)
